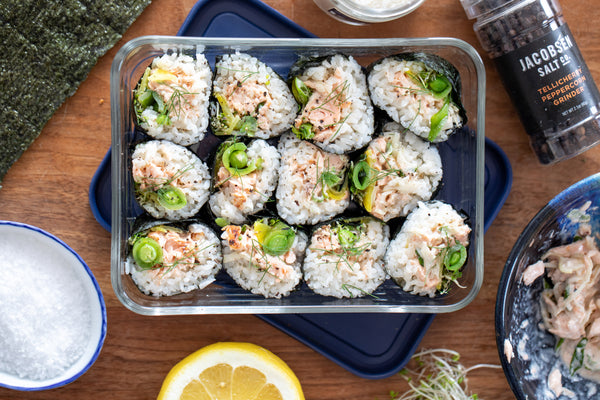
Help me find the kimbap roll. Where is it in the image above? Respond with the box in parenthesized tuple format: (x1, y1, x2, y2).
(132, 140, 211, 220)
(350, 122, 442, 221)
(384, 201, 471, 297)
(133, 53, 212, 146)
(276, 133, 350, 226)
(209, 138, 280, 225)
(221, 218, 307, 298)
(127, 221, 222, 297)
(289, 54, 374, 154)
(210, 52, 297, 138)
(303, 217, 389, 298)
(368, 53, 466, 143)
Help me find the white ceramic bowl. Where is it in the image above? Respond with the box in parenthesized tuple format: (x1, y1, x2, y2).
(0, 221, 107, 391)
(313, 0, 426, 25)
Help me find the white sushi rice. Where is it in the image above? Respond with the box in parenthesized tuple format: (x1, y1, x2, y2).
(138, 52, 212, 146)
(361, 122, 442, 221)
(127, 223, 222, 297)
(384, 201, 471, 297)
(131, 140, 210, 220)
(294, 54, 374, 154)
(221, 226, 308, 298)
(209, 139, 280, 225)
(212, 52, 297, 138)
(276, 133, 350, 225)
(368, 58, 463, 142)
(303, 217, 389, 298)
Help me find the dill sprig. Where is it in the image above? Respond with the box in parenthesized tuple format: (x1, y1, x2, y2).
(310, 221, 371, 272)
(310, 79, 350, 114)
(136, 164, 193, 210)
(324, 111, 352, 142)
(310, 157, 346, 202)
(247, 237, 291, 285)
(162, 85, 199, 123)
(341, 283, 382, 300)
(216, 65, 262, 86)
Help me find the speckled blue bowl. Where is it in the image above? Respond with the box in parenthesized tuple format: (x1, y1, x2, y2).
(0, 221, 107, 391)
(496, 172, 600, 399)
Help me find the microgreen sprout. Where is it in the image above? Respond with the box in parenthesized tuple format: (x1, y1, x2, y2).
(391, 349, 501, 400)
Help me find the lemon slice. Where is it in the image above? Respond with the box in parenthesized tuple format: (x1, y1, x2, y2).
(157, 342, 304, 400)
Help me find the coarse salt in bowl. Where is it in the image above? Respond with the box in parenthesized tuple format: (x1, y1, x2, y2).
(313, 0, 426, 25)
(0, 221, 107, 391)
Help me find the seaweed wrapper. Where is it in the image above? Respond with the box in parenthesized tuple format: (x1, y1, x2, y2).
(0, 0, 152, 185)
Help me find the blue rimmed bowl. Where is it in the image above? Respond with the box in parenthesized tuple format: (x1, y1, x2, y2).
(496, 172, 600, 399)
(0, 221, 107, 391)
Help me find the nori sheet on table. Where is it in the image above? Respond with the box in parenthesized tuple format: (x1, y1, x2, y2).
(0, 0, 152, 185)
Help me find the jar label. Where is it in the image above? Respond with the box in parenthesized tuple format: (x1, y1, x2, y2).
(494, 24, 600, 136)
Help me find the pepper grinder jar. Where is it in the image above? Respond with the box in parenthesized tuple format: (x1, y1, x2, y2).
(461, 0, 600, 164)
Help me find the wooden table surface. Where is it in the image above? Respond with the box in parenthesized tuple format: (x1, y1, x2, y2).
(2, 0, 600, 398)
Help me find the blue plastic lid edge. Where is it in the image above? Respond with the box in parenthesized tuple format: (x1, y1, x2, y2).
(258, 313, 435, 379)
(88, 148, 111, 232)
(177, 0, 317, 38)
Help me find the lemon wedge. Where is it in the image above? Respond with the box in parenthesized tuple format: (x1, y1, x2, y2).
(157, 342, 305, 400)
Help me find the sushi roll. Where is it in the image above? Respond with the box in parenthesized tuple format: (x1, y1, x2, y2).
(209, 138, 280, 225)
(127, 221, 222, 297)
(220, 218, 307, 298)
(384, 201, 471, 297)
(133, 52, 212, 146)
(303, 217, 389, 298)
(210, 52, 297, 138)
(131, 140, 210, 220)
(350, 122, 442, 222)
(276, 133, 350, 226)
(368, 53, 466, 143)
(289, 54, 374, 154)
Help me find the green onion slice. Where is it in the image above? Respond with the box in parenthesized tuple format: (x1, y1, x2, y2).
(237, 116, 258, 136)
(337, 226, 359, 248)
(254, 220, 296, 256)
(132, 237, 163, 269)
(221, 142, 259, 176)
(428, 75, 452, 99)
(428, 98, 449, 142)
(229, 149, 249, 169)
(156, 185, 187, 210)
(213, 92, 241, 135)
(292, 123, 314, 140)
(352, 160, 371, 191)
(291, 77, 312, 105)
(443, 243, 467, 271)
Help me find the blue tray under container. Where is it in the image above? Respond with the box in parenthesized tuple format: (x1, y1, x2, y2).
(89, 0, 513, 379)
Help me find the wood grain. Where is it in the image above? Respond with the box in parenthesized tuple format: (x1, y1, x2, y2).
(1, 0, 600, 398)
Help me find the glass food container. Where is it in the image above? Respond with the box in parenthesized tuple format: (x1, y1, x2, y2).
(461, 0, 600, 164)
(111, 36, 485, 315)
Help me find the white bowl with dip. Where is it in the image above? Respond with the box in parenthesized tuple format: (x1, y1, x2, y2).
(313, 0, 426, 25)
(0, 221, 107, 391)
